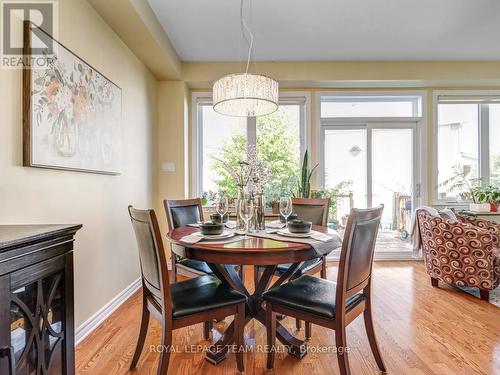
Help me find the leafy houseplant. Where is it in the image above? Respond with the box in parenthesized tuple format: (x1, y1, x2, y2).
(437, 166, 488, 212)
(472, 185, 500, 212)
(296, 150, 318, 199)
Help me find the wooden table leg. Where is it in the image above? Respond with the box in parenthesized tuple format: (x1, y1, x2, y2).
(204, 263, 308, 364)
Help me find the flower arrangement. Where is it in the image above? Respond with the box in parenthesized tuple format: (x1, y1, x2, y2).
(211, 145, 270, 194)
(247, 145, 270, 195)
(31, 53, 116, 156)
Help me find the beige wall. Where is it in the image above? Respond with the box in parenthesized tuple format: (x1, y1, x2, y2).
(0, 0, 157, 327)
(156, 81, 189, 235)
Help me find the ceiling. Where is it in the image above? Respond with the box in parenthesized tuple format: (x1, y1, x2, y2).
(148, 0, 500, 62)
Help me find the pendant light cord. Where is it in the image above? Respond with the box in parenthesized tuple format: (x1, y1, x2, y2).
(240, 0, 255, 74)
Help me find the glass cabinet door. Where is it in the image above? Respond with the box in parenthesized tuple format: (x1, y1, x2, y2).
(10, 267, 65, 374)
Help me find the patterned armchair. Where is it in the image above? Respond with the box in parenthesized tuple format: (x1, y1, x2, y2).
(416, 210, 500, 301)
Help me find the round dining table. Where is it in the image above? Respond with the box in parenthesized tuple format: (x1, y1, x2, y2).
(167, 225, 338, 365)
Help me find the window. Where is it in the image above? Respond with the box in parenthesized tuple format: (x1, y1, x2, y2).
(321, 95, 421, 118)
(318, 92, 425, 258)
(193, 93, 309, 203)
(435, 92, 500, 201)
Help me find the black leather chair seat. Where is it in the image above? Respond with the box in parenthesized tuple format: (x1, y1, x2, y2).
(156, 275, 247, 318)
(177, 258, 213, 275)
(263, 275, 366, 320)
(275, 258, 323, 276)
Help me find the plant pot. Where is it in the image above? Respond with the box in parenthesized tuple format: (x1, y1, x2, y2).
(490, 202, 499, 212)
(469, 203, 491, 213)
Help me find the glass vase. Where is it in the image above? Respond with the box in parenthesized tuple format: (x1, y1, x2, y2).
(236, 187, 246, 233)
(254, 194, 265, 230)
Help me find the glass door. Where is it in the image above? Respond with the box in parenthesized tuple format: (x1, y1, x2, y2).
(370, 125, 415, 255)
(323, 122, 418, 257)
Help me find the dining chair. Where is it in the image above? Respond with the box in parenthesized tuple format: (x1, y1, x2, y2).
(255, 197, 331, 333)
(164, 198, 245, 283)
(263, 205, 386, 375)
(128, 206, 247, 374)
(164, 198, 212, 281)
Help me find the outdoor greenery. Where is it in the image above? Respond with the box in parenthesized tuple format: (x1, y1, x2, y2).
(210, 111, 299, 203)
(312, 181, 353, 223)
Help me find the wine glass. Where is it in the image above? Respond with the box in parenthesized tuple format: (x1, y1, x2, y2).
(279, 196, 293, 223)
(238, 195, 254, 238)
(215, 194, 228, 224)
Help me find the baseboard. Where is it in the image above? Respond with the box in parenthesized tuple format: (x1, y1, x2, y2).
(75, 277, 142, 346)
(75, 261, 172, 346)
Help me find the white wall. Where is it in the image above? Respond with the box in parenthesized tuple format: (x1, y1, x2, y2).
(0, 0, 157, 327)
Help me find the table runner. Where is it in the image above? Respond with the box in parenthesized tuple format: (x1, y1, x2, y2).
(248, 230, 342, 257)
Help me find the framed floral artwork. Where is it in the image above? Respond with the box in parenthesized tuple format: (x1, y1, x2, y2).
(23, 21, 122, 174)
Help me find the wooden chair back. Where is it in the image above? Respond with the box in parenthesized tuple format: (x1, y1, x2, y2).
(164, 198, 204, 230)
(292, 197, 330, 226)
(128, 206, 171, 311)
(336, 205, 384, 307)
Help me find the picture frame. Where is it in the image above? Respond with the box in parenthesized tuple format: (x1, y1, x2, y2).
(23, 21, 122, 175)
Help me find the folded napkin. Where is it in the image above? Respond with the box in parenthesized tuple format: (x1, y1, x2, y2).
(225, 220, 237, 229)
(180, 234, 202, 244)
(267, 220, 286, 229)
(309, 231, 335, 242)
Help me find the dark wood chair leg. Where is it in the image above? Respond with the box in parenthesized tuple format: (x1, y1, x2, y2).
(203, 321, 212, 340)
(430, 277, 438, 287)
(171, 251, 178, 283)
(479, 289, 489, 301)
(320, 257, 327, 279)
(363, 301, 386, 373)
(266, 302, 276, 370)
(239, 265, 245, 282)
(305, 321, 312, 340)
(335, 325, 351, 375)
(234, 303, 245, 372)
(130, 292, 150, 369)
(157, 321, 172, 375)
(295, 318, 301, 330)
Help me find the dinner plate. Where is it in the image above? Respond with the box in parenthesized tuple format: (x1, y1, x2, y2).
(276, 229, 314, 238)
(193, 231, 235, 240)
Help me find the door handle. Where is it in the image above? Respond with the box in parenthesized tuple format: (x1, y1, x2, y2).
(0, 346, 15, 375)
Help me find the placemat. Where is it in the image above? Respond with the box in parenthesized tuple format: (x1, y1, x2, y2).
(248, 230, 342, 257)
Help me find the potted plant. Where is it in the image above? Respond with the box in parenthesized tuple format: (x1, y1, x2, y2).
(295, 149, 318, 198)
(474, 185, 500, 212)
(468, 187, 490, 212)
(437, 166, 486, 212)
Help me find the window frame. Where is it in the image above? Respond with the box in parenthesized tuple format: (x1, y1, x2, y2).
(191, 91, 311, 197)
(432, 90, 500, 204)
(316, 90, 428, 205)
(320, 94, 422, 118)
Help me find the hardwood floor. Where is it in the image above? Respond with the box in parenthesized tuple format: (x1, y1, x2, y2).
(75, 261, 500, 375)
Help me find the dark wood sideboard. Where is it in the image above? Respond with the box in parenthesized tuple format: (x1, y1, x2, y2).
(0, 224, 82, 375)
